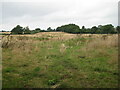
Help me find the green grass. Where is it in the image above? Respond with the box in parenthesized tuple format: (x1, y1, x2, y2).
(2, 34, 118, 88)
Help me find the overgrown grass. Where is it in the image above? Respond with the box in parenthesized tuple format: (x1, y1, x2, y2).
(2, 33, 118, 88)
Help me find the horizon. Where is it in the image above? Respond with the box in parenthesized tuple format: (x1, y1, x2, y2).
(1, 0, 119, 31)
(0, 23, 117, 31)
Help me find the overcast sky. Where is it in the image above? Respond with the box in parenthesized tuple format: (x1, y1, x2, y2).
(0, 0, 119, 31)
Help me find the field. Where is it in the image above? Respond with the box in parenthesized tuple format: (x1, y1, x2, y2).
(1, 32, 118, 88)
(0, 32, 11, 35)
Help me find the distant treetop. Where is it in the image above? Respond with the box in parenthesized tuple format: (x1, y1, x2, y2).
(10, 24, 118, 34)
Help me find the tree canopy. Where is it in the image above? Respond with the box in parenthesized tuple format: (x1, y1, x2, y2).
(23, 26, 31, 34)
(11, 25, 24, 34)
(56, 24, 81, 33)
(10, 24, 118, 34)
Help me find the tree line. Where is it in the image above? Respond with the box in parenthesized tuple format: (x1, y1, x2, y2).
(10, 24, 120, 34)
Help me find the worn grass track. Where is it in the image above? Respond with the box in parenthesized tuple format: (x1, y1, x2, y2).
(2, 32, 118, 88)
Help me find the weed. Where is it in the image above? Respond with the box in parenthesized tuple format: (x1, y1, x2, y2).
(47, 79, 57, 85)
(34, 67, 41, 72)
(4, 67, 15, 73)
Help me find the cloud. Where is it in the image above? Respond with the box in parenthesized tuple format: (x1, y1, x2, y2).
(1, 0, 119, 30)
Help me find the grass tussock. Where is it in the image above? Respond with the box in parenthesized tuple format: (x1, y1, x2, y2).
(2, 33, 118, 88)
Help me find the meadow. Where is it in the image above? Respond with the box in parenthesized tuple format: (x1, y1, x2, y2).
(1, 32, 118, 88)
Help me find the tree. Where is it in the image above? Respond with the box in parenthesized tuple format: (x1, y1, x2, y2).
(116, 26, 120, 33)
(85, 28, 91, 33)
(100, 24, 115, 34)
(47, 27, 53, 31)
(23, 26, 31, 34)
(97, 25, 103, 34)
(56, 24, 81, 34)
(35, 28, 41, 31)
(91, 26, 98, 34)
(11, 25, 24, 34)
(81, 26, 86, 33)
(82, 26, 85, 30)
(30, 28, 41, 34)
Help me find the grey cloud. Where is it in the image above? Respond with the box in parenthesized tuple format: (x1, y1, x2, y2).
(2, 2, 61, 18)
(1, 0, 119, 30)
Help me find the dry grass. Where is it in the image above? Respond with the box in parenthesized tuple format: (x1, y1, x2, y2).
(82, 34, 118, 51)
(2, 33, 118, 57)
(60, 43, 67, 53)
(0, 32, 11, 34)
(1, 32, 76, 50)
(2, 32, 118, 88)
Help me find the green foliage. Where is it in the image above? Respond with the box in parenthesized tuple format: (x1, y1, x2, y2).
(10, 24, 118, 34)
(56, 24, 81, 33)
(33, 67, 41, 72)
(56, 24, 117, 34)
(11, 25, 43, 34)
(23, 26, 31, 34)
(91, 26, 98, 34)
(94, 67, 108, 72)
(33, 37, 49, 41)
(4, 67, 15, 73)
(30, 30, 39, 34)
(100, 24, 116, 34)
(47, 27, 54, 32)
(116, 26, 120, 33)
(47, 79, 57, 85)
(35, 28, 41, 31)
(11, 25, 24, 34)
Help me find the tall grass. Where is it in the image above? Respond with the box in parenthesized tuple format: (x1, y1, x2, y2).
(2, 33, 118, 88)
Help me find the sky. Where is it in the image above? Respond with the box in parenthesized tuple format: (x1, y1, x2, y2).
(0, 0, 119, 31)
